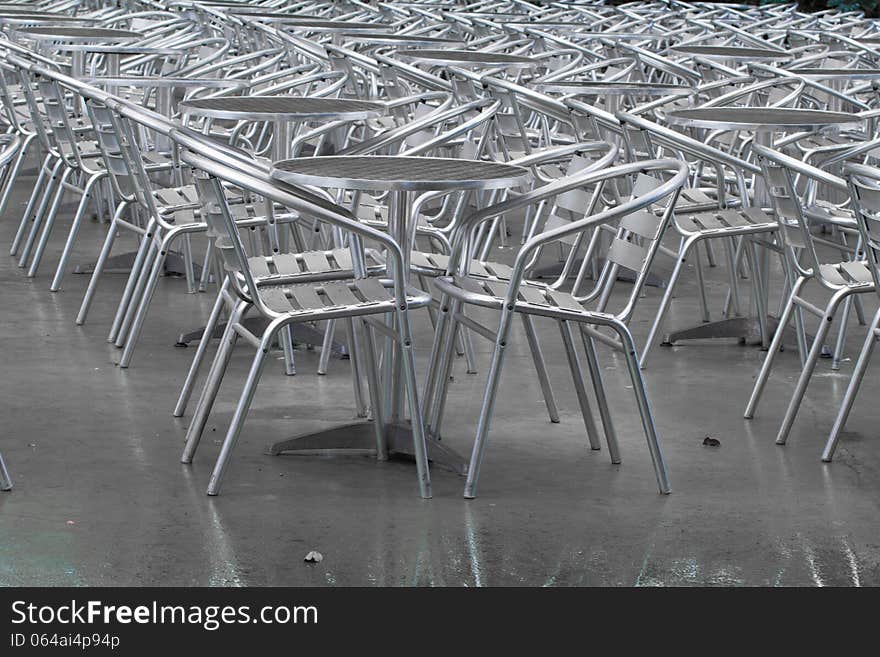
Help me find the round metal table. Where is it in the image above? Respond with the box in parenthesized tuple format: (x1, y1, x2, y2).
(86, 76, 248, 117)
(395, 49, 535, 69)
(338, 32, 464, 47)
(272, 155, 528, 287)
(268, 155, 529, 471)
(535, 80, 693, 97)
(47, 44, 179, 77)
(181, 97, 386, 254)
(16, 27, 144, 78)
(665, 106, 859, 349)
(665, 107, 859, 134)
(671, 45, 791, 61)
(179, 96, 385, 125)
(568, 32, 671, 42)
(0, 13, 90, 26)
(234, 12, 327, 22)
(790, 68, 880, 80)
(16, 26, 143, 42)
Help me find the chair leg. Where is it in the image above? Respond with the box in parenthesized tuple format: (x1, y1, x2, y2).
(776, 289, 851, 445)
(345, 317, 368, 418)
(17, 160, 63, 266)
(180, 301, 246, 464)
(464, 309, 516, 499)
(206, 318, 283, 496)
(0, 134, 34, 220)
(831, 295, 853, 371)
(693, 243, 711, 323)
(358, 318, 387, 460)
(521, 314, 560, 423)
(580, 327, 621, 464)
(640, 235, 697, 369)
(10, 154, 54, 257)
(113, 237, 161, 348)
(616, 322, 671, 495)
(174, 278, 231, 417)
(317, 319, 336, 375)
(0, 450, 11, 491)
(422, 292, 453, 429)
(108, 219, 158, 343)
(559, 320, 602, 451)
(460, 319, 478, 374)
(76, 201, 129, 326)
(428, 301, 463, 439)
(26, 168, 73, 277)
(51, 175, 102, 291)
(744, 277, 806, 419)
(394, 307, 432, 499)
(822, 308, 880, 462)
(118, 236, 172, 368)
(723, 237, 741, 317)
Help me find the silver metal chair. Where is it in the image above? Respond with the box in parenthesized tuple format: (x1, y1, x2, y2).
(175, 141, 433, 498)
(744, 145, 876, 448)
(617, 111, 781, 368)
(428, 158, 688, 498)
(821, 161, 880, 462)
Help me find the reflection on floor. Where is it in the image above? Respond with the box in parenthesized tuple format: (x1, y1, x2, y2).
(1, 165, 878, 586)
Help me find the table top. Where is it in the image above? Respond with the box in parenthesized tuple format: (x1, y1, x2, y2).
(672, 45, 790, 60)
(396, 49, 535, 68)
(666, 107, 859, 131)
(535, 80, 693, 96)
(572, 32, 670, 41)
(86, 76, 247, 89)
(237, 12, 326, 22)
(340, 32, 464, 46)
(179, 96, 385, 121)
(272, 156, 530, 192)
(18, 27, 144, 42)
(790, 68, 880, 79)
(0, 13, 88, 23)
(228, 7, 323, 16)
(48, 44, 179, 54)
(281, 19, 386, 33)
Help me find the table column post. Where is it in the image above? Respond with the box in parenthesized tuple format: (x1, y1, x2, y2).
(384, 189, 410, 423)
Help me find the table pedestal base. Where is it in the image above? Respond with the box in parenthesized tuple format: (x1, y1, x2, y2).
(266, 421, 468, 476)
(175, 316, 347, 355)
(664, 314, 814, 350)
(74, 249, 198, 277)
(533, 257, 665, 287)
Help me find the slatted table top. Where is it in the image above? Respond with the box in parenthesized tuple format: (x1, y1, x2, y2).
(87, 76, 247, 88)
(666, 107, 860, 131)
(339, 33, 464, 47)
(790, 68, 880, 79)
(272, 156, 530, 191)
(395, 49, 535, 68)
(17, 26, 144, 42)
(179, 97, 385, 121)
(671, 45, 790, 60)
(536, 80, 694, 96)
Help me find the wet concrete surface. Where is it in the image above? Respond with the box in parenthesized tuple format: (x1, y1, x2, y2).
(1, 164, 879, 586)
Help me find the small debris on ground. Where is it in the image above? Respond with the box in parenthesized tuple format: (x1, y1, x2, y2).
(702, 436, 721, 447)
(304, 551, 323, 564)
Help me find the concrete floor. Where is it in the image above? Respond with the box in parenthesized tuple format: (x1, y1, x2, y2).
(1, 165, 879, 587)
